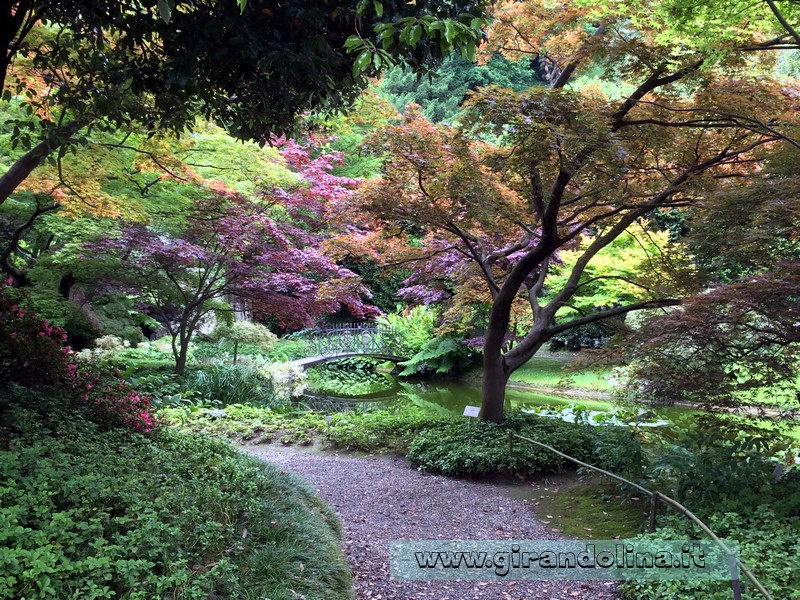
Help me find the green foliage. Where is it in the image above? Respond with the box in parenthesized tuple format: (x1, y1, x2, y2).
(647, 419, 799, 512)
(399, 335, 476, 375)
(324, 405, 449, 451)
(592, 426, 649, 478)
(616, 417, 800, 599)
(256, 338, 312, 362)
(407, 412, 597, 477)
(105, 340, 179, 374)
(185, 363, 273, 407)
(338, 257, 411, 314)
(0, 399, 352, 600)
(377, 305, 437, 358)
(209, 321, 278, 363)
(307, 361, 395, 396)
(91, 294, 150, 346)
(544, 228, 687, 319)
(125, 372, 207, 409)
(548, 315, 618, 351)
(380, 54, 542, 123)
(620, 513, 800, 600)
(161, 403, 329, 446)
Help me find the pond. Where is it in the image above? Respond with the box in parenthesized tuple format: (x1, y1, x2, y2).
(302, 364, 689, 426)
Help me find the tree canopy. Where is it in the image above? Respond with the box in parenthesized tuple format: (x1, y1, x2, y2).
(355, 0, 800, 421)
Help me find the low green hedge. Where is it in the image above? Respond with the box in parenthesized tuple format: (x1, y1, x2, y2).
(0, 397, 353, 600)
(407, 412, 597, 477)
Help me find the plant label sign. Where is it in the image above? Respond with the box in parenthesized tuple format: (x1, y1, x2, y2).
(463, 406, 480, 418)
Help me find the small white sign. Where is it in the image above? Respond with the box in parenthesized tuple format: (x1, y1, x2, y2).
(463, 405, 480, 418)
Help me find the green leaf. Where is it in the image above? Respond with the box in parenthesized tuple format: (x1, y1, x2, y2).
(353, 49, 372, 77)
(380, 25, 395, 50)
(158, 0, 175, 24)
(344, 35, 364, 51)
(444, 20, 455, 45)
(237, 0, 247, 13)
(409, 24, 423, 48)
(373, 1, 384, 17)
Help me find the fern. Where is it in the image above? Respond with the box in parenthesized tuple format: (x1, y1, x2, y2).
(399, 336, 475, 376)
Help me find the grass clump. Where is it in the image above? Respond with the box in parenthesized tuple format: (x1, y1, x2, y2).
(407, 411, 597, 477)
(0, 392, 353, 600)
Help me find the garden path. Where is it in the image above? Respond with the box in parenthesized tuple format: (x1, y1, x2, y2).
(245, 446, 620, 600)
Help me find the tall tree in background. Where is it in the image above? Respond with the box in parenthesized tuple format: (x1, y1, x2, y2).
(360, 0, 800, 421)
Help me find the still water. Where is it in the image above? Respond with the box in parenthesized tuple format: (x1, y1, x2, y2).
(302, 368, 689, 425)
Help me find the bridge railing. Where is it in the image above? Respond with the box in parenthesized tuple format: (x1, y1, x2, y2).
(294, 322, 401, 357)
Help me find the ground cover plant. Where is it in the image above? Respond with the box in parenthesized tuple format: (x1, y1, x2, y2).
(0, 393, 353, 600)
(0, 290, 353, 599)
(618, 418, 800, 599)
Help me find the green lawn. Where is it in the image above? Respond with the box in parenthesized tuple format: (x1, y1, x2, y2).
(508, 356, 614, 391)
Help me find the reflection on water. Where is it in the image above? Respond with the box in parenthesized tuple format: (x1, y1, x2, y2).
(302, 372, 685, 423)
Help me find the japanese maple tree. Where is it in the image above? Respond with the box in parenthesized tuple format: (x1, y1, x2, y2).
(358, 0, 800, 421)
(94, 143, 376, 374)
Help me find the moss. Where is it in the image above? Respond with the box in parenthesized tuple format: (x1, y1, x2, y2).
(509, 472, 650, 540)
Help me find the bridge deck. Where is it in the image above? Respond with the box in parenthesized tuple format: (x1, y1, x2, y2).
(289, 352, 407, 369)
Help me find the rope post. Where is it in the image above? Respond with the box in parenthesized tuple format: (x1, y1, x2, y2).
(729, 552, 742, 600)
(648, 491, 659, 533)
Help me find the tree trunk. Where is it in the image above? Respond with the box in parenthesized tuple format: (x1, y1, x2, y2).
(480, 296, 514, 422)
(481, 348, 508, 423)
(175, 336, 189, 375)
(233, 341, 238, 364)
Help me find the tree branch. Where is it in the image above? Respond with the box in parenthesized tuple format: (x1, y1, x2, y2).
(547, 298, 681, 335)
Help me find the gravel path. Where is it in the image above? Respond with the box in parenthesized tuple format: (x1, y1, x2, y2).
(244, 446, 619, 600)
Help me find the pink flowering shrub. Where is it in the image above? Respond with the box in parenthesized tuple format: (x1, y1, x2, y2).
(1, 282, 156, 434)
(0, 280, 69, 386)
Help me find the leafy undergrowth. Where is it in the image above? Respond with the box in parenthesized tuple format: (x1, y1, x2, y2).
(161, 403, 446, 451)
(1, 392, 353, 600)
(160, 404, 329, 446)
(164, 403, 608, 479)
(407, 411, 598, 477)
(621, 513, 800, 600)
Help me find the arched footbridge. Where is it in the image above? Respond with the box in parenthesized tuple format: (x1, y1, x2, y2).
(288, 323, 408, 369)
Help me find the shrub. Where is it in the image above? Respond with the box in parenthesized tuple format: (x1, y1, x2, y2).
(407, 412, 597, 477)
(0, 284, 156, 434)
(208, 321, 278, 363)
(592, 426, 649, 478)
(399, 335, 477, 376)
(0, 401, 353, 600)
(620, 513, 800, 600)
(259, 362, 308, 403)
(325, 405, 450, 451)
(377, 305, 437, 357)
(185, 363, 272, 406)
(0, 282, 70, 387)
(76, 334, 130, 362)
